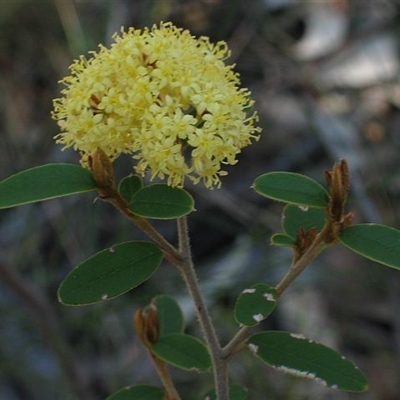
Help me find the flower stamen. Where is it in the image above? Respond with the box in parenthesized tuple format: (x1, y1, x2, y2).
(52, 22, 261, 189)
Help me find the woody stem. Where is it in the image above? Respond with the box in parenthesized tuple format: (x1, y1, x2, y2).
(176, 217, 229, 400)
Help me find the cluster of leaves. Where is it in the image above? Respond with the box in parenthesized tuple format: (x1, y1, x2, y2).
(254, 169, 400, 270)
(1, 161, 400, 398)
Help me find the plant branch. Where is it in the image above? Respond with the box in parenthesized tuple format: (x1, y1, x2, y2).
(90, 147, 182, 265)
(275, 223, 334, 296)
(176, 217, 229, 400)
(151, 355, 181, 400)
(222, 326, 252, 360)
(220, 235, 329, 360)
(223, 219, 338, 358)
(276, 160, 353, 296)
(106, 193, 183, 266)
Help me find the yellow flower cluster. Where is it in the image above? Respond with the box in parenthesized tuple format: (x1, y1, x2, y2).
(52, 22, 261, 188)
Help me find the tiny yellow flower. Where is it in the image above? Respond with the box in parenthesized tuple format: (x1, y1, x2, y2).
(52, 22, 261, 188)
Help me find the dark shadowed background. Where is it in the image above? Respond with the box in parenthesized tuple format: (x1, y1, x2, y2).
(1, 0, 400, 399)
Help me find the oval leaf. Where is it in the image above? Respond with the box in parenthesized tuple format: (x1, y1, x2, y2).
(248, 331, 368, 392)
(130, 184, 194, 219)
(204, 384, 248, 400)
(152, 295, 185, 337)
(118, 175, 143, 205)
(58, 241, 163, 305)
(339, 224, 400, 269)
(283, 204, 326, 239)
(151, 333, 211, 371)
(253, 172, 329, 208)
(106, 385, 165, 400)
(235, 284, 278, 327)
(270, 233, 295, 247)
(0, 164, 97, 209)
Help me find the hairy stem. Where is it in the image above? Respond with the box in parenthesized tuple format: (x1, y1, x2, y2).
(151, 355, 181, 400)
(177, 217, 229, 400)
(108, 188, 229, 398)
(106, 193, 183, 265)
(222, 326, 252, 359)
(223, 222, 337, 359)
(275, 224, 334, 296)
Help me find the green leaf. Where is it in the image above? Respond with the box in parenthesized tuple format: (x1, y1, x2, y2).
(253, 172, 329, 208)
(130, 184, 195, 219)
(118, 175, 143, 204)
(339, 224, 400, 269)
(234, 284, 278, 327)
(152, 295, 185, 337)
(204, 384, 248, 400)
(0, 164, 97, 209)
(248, 331, 368, 392)
(151, 333, 211, 371)
(270, 233, 295, 247)
(283, 204, 326, 239)
(270, 206, 326, 247)
(58, 241, 163, 305)
(105, 385, 165, 400)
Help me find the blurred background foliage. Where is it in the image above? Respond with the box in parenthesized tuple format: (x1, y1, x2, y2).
(1, 0, 400, 399)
